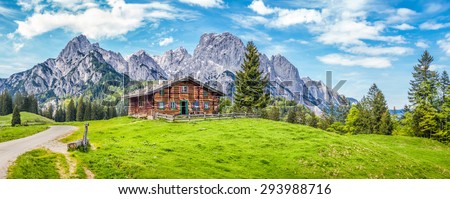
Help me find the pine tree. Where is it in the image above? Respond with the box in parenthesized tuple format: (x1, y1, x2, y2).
(440, 71, 450, 103)
(76, 97, 85, 121)
(47, 105, 54, 119)
(54, 106, 65, 122)
(11, 105, 21, 126)
(14, 92, 23, 111)
(379, 110, 393, 135)
(84, 101, 91, 121)
(371, 87, 392, 134)
(408, 50, 438, 105)
(234, 41, 269, 112)
(307, 112, 319, 128)
(286, 109, 297, 123)
(66, 99, 76, 122)
(30, 95, 39, 114)
(1, 90, 13, 115)
(0, 92, 3, 115)
(297, 105, 307, 125)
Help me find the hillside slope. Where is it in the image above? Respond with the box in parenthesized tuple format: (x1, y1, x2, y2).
(60, 117, 450, 179)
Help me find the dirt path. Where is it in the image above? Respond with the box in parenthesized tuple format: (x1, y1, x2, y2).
(0, 126, 77, 179)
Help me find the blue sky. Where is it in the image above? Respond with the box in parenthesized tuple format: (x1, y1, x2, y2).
(1, 0, 450, 109)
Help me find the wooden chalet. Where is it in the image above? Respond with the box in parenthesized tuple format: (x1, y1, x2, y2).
(126, 76, 225, 119)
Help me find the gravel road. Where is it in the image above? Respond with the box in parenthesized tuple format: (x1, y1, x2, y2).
(0, 126, 77, 179)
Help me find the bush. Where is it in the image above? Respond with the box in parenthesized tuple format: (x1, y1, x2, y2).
(268, 106, 280, 121)
(286, 109, 297, 123)
(326, 122, 347, 134)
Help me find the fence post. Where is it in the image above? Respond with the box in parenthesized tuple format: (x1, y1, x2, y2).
(82, 123, 89, 152)
(204, 113, 206, 120)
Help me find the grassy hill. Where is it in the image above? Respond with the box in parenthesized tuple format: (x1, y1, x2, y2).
(0, 112, 54, 126)
(0, 112, 53, 143)
(54, 117, 450, 179)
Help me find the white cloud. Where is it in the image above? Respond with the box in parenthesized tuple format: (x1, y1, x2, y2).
(264, 45, 288, 56)
(159, 37, 174, 46)
(342, 45, 413, 56)
(6, 33, 15, 39)
(317, 53, 392, 68)
(430, 64, 449, 71)
(285, 38, 309, 45)
(246, 0, 321, 28)
(386, 8, 417, 24)
(425, 3, 450, 14)
(415, 40, 429, 49)
(0, 5, 19, 17)
(437, 34, 450, 56)
(50, 0, 98, 11)
(14, 0, 194, 39)
(317, 20, 404, 46)
(392, 23, 415, 30)
(13, 42, 24, 52)
(419, 21, 450, 30)
(229, 14, 269, 27)
(248, 0, 275, 15)
(178, 0, 224, 8)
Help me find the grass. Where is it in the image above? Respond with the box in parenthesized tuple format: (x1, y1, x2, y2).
(7, 148, 65, 179)
(56, 117, 450, 179)
(0, 112, 53, 143)
(0, 112, 54, 126)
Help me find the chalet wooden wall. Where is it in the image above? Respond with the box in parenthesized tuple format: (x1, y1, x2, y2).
(128, 80, 222, 117)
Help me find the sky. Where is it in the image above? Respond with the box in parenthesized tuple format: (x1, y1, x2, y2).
(0, 0, 450, 109)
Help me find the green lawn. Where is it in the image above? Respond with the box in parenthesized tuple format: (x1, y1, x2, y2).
(7, 148, 65, 179)
(55, 117, 450, 179)
(0, 112, 53, 143)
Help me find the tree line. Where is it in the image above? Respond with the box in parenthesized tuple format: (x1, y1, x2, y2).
(231, 42, 449, 143)
(47, 97, 118, 122)
(0, 90, 39, 116)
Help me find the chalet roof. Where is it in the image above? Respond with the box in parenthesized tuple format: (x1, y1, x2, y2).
(124, 76, 226, 98)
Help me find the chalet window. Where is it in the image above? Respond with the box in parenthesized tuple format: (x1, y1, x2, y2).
(193, 100, 199, 110)
(160, 89, 164, 96)
(158, 102, 165, 110)
(171, 101, 176, 110)
(204, 102, 209, 110)
(203, 89, 208, 96)
(139, 96, 144, 107)
(181, 86, 188, 93)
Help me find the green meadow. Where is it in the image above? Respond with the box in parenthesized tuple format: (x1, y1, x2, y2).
(40, 117, 450, 179)
(0, 112, 53, 143)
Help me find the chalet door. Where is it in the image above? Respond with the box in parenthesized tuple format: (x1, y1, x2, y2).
(180, 100, 188, 115)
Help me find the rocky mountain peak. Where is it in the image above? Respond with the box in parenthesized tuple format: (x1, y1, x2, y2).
(193, 32, 245, 69)
(58, 34, 92, 61)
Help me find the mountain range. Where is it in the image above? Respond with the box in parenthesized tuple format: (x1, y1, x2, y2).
(0, 32, 349, 113)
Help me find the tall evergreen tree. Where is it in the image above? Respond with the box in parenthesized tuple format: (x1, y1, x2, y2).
(84, 101, 91, 121)
(66, 99, 76, 122)
(234, 41, 269, 112)
(76, 97, 85, 121)
(1, 90, 13, 115)
(408, 50, 438, 105)
(31, 96, 39, 114)
(11, 105, 21, 126)
(14, 92, 23, 111)
(47, 105, 54, 119)
(0, 92, 3, 115)
(440, 71, 449, 102)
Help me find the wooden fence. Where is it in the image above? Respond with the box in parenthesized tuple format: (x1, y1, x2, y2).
(155, 112, 259, 122)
